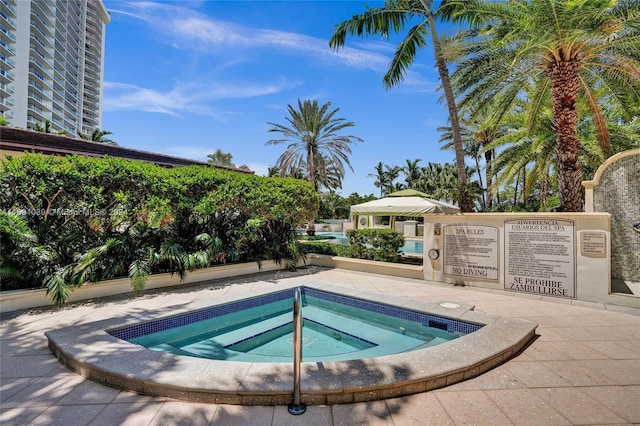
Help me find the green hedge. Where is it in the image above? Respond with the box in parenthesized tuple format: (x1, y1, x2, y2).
(0, 153, 318, 303)
(298, 228, 404, 263)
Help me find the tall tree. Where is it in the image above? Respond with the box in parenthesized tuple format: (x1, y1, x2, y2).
(319, 190, 350, 219)
(34, 119, 52, 134)
(368, 162, 402, 197)
(266, 99, 363, 192)
(403, 158, 424, 189)
(439, 109, 502, 210)
(207, 148, 235, 167)
(78, 129, 117, 145)
(369, 162, 388, 198)
(444, 0, 640, 211)
(330, 0, 474, 211)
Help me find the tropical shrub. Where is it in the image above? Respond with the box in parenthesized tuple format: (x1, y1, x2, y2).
(345, 228, 404, 263)
(299, 229, 404, 263)
(0, 154, 318, 303)
(297, 241, 351, 257)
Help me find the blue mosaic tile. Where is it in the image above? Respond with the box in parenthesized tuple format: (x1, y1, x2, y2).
(108, 289, 291, 340)
(303, 288, 483, 335)
(108, 287, 483, 341)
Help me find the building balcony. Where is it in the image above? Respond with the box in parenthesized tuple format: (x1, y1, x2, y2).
(64, 51, 80, 66)
(82, 106, 98, 119)
(85, 29, 101, 45)
(0, 81, 13, 96)
(31, 0, 52, 18)
(63, 92, 78, 108)
(0, 24, 15, 42)
(54, 19, 67, 39)
(0, 0, 17, 16)
(28, 92, 47, 108)
(0, 38, 14, 54)
(31, 22, 53, 43)
(0, 96, 13, 108)
(84, 72, 98, 86)
(0, 9, 15, 29)
(30, 59, 54, 82)
(32, 5, 54, 28)
(84, 62, 100, 75)
(0, 54, 13, 68)
(27, 102, 46, 116)
(31, 46, 55, 68)
(84, 57, 100, 74)
(83, 87, 98, 102)
(28, 80, 52, 98)
(27, 107, 48, 123)
(31, 11, 53, 34)
(31, 34, 53, 54)
(0, 67, 14, 83)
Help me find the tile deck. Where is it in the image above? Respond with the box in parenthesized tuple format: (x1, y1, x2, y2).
(1, 266, 639, 425)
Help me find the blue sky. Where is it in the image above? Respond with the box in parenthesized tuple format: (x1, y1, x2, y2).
(101, 0, 456, 196)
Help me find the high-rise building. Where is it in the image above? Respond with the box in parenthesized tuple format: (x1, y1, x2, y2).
(0, 0, 110, 135)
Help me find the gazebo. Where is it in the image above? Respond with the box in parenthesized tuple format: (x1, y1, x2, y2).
(350, 189, 460, 235)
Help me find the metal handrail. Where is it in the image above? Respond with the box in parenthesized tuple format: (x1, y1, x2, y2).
(288, 287, 306, 415)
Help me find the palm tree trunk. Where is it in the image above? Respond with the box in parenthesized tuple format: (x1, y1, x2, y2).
(484, 149, 493, 211)
(513, 169, 520, 207)
(307, 145, 317, 192)
(547, 57, 583, 212)
(540, 167, 549, 210)
(423, 1, 473, 212)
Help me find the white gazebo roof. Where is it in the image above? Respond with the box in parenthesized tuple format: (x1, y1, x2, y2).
(350, 189, 460, 216)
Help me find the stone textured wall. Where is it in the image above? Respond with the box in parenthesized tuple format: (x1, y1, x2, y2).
(593, 152, 640, 282)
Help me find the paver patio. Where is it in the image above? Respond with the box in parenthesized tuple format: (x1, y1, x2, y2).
(1, 266, 639, 425)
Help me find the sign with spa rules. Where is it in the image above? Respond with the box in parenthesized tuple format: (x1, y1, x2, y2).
(504, 219, 576, 298)
(443, 224, 499, 280)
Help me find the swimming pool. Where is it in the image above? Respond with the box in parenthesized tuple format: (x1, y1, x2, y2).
(46, 282, 537, 405)
(110, 287, 478, 363)
(316, 232, 424, 254)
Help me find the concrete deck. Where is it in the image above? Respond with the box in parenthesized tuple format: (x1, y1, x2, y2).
(2, 266, 639, 425)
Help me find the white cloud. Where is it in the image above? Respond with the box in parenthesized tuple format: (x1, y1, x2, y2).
(110, 1, 390, 72)
(103, 79, 300, 116)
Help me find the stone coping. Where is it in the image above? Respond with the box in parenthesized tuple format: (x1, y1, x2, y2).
(45, 282, 537, 406)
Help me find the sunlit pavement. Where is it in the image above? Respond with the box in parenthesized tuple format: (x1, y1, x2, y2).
(2, 266, 639, 425)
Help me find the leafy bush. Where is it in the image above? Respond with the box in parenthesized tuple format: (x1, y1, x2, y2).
(299, 229, 404, 263)
(0, 154, 318, 303)
(297, 241, 350, 257)
(345, 228, 404, 262)
(297, 234, 338, 241)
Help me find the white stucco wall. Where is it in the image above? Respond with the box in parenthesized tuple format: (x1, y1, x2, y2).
(422, 213, 639, 308)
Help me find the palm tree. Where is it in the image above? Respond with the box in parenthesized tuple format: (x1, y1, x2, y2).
(439, 109, 502, 210)
(207, 148, 235, 167)
(403, 158, 424, 189)
(330, 0, 474, 212)
(369, 162, 387, 197)
(368, 162, 402, 197)
(319, 190, 350, 219)
(78, 129, 117, 145)
(416, 162, 472, 204)
(444, 0, 640, 211)
(34, 119, 52, 133)
(266, 99, 363, 192)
